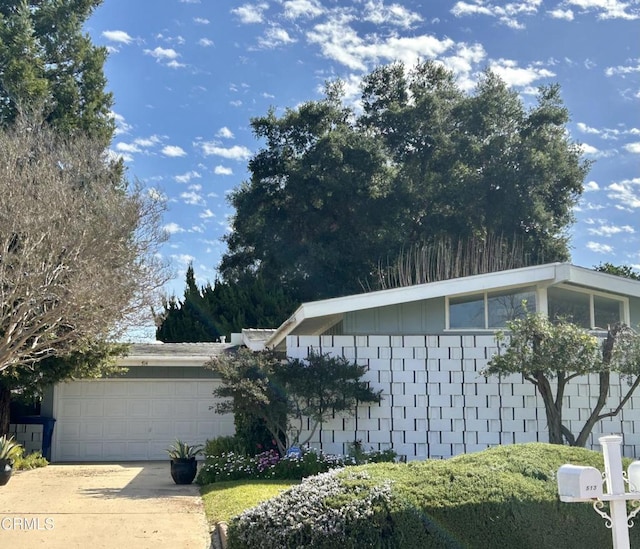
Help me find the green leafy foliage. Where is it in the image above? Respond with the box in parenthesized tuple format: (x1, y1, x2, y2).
(13, 450, 48, 470)
(209, 349, 382, 455)
(595, 262, 640, 281)
(220, 61, 588, 309)
(227, 443, 640, 549)
(155, 266, 297, 342)
(485, 313, 640, 446)
(0, 0, 114, 144)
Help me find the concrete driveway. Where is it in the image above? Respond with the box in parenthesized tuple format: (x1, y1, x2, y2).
(0, 462, 211, 548)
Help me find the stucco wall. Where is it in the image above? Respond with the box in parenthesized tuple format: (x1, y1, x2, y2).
(287, 334, 640, 460)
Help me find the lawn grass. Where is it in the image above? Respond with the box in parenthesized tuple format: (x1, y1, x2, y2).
(199, 479, 298, 524)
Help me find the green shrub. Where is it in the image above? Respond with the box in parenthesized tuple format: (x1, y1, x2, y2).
(13, 450, 48, 470)
(227, 443, 640, 549)
(204, 435, 248, 457)
(348, 441, 398, 465)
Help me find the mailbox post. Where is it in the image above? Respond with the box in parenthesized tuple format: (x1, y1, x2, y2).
(557, 435, 640, 549)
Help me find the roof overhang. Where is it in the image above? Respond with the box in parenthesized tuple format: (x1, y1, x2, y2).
(265, 263, 640, 350)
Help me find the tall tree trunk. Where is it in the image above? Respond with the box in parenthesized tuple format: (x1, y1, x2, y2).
(0, 382, 11, 436)
(535, 372, 564, 444)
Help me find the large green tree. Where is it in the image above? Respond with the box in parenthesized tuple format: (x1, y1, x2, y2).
(155, 265, 297, 342)
(0, 0, 113, 144)
(220, 62, 589, 303)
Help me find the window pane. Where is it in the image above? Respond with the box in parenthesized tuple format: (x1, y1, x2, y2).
(488, 288, 536, 327)
(548, 287, 590, 328)
(450, 294, 485, 329)
(594, 295, 622, 329)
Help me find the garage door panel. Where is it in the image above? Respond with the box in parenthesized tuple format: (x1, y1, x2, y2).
(127, 400, 151, 417)
(54, 379, 235, 461)
(82, 400, 104, 417)
(174, 400, 198, 416)
(128, 383, 154, 397)
(81, 423, 104, 439)
(150, 421, 175, 438)
(175, 382, 200, 397)
(127, 421, 150, 437)
(84, 383, 106, 397)
(104, 400, 127, 418)
(151, 400, 174, 415)
(60, 401, 82, 417)
(149, 381, 173, 396)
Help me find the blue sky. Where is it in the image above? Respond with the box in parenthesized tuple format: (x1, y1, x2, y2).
(86, 0, 639, 298)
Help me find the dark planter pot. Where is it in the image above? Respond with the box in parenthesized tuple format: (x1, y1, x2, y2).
(0, 460, 13, 486)
(170, 458, 197, 485)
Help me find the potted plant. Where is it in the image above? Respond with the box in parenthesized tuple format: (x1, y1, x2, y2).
(0, 435, 23, 486)
(166, 439, 203, 485)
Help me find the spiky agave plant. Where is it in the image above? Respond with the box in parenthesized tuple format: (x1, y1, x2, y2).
(166, 439, 203, 460)
(0, 435, 22, 463)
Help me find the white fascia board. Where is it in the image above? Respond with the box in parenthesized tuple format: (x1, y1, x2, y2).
(563, 265, 640, 298)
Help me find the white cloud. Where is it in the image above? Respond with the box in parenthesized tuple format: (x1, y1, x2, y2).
(200, 209, 216, 219)
(451, 0, 542, 29)
(547, 8, 574, 19)
(115, 142, 142, 153)
(171, 254, 196, 268)
(259, 26, 297, 48)
(232, 3, 269, 24)
(174, 170, 202, 183)
(587, 224, 635, 237)
(144, 46, 180, 60)
(164, 222, 186, 234)
(167, 60, 186, 69)
(488, 58, 555, 87)
(625, 142, 640, 154)
(586, 241, 614, 254)
(162, 145, 187, 157)
(282, 0, 325, 19)
(363, 1, 423, 28)
(110, 112, 132, 135)
(181, 191, 205, 206)
(580, 143, 600, 156)
(194, 17, 210, 24)
(605, 59, 640, 77)
(199, 38, 214, 47)
(148, 188, 167, 202)
(214, 165, 233, 175)
(577, 122, 602, 135)
(102, 30, 133, 44)
(200, 143, 252, 160)
(134, 135, 162, 147)
(307, 15, 456, 71)
(217, 127, 235, 139)
(607, 177, 640, 209)
(565, 0, 639, 20)
(584, 181, 600, 191)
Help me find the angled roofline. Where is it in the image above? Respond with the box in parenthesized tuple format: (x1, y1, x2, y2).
(265, 262, 640, 349)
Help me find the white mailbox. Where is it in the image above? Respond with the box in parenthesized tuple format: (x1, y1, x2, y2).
(557, 464, 603, 501)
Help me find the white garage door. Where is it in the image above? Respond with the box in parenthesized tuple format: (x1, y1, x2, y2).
(52, 379, 235, 462)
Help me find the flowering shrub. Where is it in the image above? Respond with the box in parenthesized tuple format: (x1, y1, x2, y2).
(227, 469, 395, 548)
(196, 447, 354, 484)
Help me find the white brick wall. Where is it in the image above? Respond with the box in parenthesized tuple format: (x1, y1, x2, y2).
(289, 334, 640, 460)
